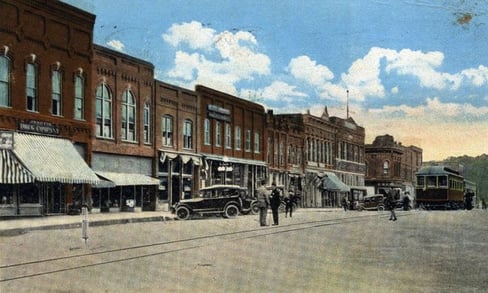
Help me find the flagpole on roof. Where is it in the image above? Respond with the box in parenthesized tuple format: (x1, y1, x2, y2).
(346, 89, 349, 119)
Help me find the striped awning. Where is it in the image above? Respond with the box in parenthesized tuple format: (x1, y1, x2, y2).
(12, 133, 100, 184)
(95, 171, 160, 186)
(0, 149, 34, 184)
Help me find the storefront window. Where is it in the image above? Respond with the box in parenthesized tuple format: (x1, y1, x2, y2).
(19, 184, 39, 204)
(159, 178, 168, 201)
(0, 185, 14, 204)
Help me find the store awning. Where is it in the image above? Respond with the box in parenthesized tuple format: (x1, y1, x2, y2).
(95, 171, 160, 186)
(203, 154, 267, 167)
(322, 171, 350, 192)
(12, 133, 99, 184)
(160, 151, 201, 165)
(0, 149, 34, 184)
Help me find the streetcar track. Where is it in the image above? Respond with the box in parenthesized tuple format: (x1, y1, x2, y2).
(1, 213, 409, 282)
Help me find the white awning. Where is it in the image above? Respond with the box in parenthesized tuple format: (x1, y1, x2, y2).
(203, 154, 267, 167)
(12, 133, 99, 184)
(0, 149, 34, 184)
(322, 171, 350, 192)
(95, 171, 160, 186)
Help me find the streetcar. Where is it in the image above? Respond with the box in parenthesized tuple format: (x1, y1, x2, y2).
(415, 165, 468, 210)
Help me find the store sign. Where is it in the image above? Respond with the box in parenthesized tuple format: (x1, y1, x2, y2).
(18, 120, 60, 135)
(208, 104, 231, 122)
(0, 131, 13, 149)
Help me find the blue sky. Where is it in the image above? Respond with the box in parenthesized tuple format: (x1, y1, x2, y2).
(64, 0, 488, 161)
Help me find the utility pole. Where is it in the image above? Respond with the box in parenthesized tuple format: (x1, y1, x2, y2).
(346, 89, 349, 119)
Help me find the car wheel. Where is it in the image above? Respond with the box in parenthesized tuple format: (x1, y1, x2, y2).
(224, 204, 239, 218)
(250, 203, 259, 215)
(176, 206, 191, 220)
(377, 205, 385, 212)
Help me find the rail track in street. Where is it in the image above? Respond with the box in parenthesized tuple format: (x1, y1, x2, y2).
(1, 212, 406, 283)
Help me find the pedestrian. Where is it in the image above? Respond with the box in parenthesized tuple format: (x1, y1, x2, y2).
(285, 191, 295, 218)
(342, 196, 348, 212)
(269, 183, 281, 225)
(386, 191, 397, 221)
(402, 194, 411, 211)
(256, 179, 270, 227)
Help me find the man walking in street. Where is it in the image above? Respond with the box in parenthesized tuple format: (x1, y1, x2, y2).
(386, 191, 397, 221)
(269, 183, 281, 225)
(256, 179, 270, 226)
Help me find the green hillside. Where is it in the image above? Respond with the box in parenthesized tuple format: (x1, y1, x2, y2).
(427, 154, 488, 204)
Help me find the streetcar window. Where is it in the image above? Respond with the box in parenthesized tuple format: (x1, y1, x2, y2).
(417, 176, 424, 187)
(439, 176, 448, 187)
(427, 176, 437, 187)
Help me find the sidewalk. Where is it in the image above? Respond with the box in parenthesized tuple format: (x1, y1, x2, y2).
(0, 208, 344, 237)
(0, 211, 175, 236)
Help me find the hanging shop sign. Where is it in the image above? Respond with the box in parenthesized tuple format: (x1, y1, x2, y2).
(18, 120, 60, 135)
(0, 131, 13, 149)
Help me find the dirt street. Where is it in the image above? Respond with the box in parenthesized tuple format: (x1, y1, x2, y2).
(1, 209, 487, 292)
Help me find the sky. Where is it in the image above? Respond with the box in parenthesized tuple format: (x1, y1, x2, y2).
(64, 0, 488, 161)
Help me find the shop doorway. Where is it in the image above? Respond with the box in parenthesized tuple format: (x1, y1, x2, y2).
(44, 183, 64, 214)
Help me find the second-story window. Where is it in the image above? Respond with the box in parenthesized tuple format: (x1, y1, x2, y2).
(225, 123, 231, 149)
(74, 74, 84, 120)
(144, 103, 151, 144)
(245, 129, 251, 152)
(215, 121, 221, 147)
(183, 119, 193, 149)
(26, 63, 38, 112)
(95, 83, 113, 138)
(235, 126, 241, 150)
(0, 55, 10, 107)
(51, 70, 62, 116)
(162, 115, 173, 147)
(204, 119, 211, 145)
(383, 160, 390, 175)
(254, 131, 260, 153)
(121, 89, 136, 141)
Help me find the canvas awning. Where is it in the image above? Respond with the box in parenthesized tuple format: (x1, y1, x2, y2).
(12, 133, 99, 184)
(322, 171, 350, 192)
(95, 171, 160, 186)
(0, 149, 34, 184)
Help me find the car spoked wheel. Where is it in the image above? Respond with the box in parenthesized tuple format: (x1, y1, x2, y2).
(224, 205, 239, 218)
(251, 203, 259, 215)
(176, 206, 191, 220)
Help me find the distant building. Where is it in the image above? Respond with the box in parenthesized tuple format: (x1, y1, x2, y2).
(365, 134, 422, 197)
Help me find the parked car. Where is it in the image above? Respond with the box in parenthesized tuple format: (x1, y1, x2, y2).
(357, 194, 386, 211)
(172, 185, 258, 220)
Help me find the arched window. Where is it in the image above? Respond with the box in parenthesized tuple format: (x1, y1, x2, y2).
(383, 160, 390, 175)
(26, 63, 38, 112)
(162, 115, 173, 146)
(74, 74, 84, 120)
(143, 102, 151, 144)
(95, 83, 113, 138)
(121, 89, 136, 141)
(183, 119, 192, 149)
(0, 55, 10, 107)
(51, 70, 62, 116)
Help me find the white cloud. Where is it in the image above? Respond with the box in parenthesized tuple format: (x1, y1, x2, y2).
(162, 21, 271, 94)
(288, 56, 334, 86)
(162, 21, 215, 50)
(391, 86, 399, 94)
(461, 65, 488, 87)
(106, 40, 125, 52)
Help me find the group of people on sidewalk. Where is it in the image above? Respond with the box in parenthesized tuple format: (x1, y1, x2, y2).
(256, 180, 296, 227)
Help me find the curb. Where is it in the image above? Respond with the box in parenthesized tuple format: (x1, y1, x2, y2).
(0, 215, 176, 237)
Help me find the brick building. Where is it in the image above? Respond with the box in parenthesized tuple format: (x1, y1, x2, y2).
(90, 45, 159, 213)
(196, 85, 267, 197)
(365, 134, 423, 197)
(0, 0, 99, 216)
(155, 80, 200, 208)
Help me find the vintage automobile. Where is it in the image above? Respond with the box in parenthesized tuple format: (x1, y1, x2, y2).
(357, 194, 386, 211)
(172, 185, 259, 220)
